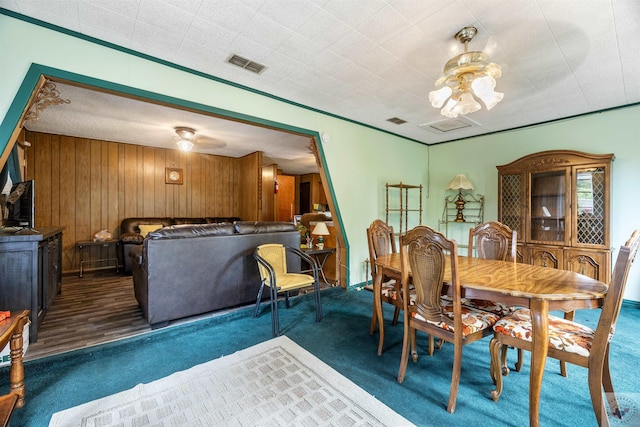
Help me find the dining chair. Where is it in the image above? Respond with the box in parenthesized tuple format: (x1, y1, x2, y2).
(367, 220, 433, 355)
(366, 219, 401, 331)
(397, 225, 500, 413)
(253, 244, 323, 337)
(463, 220, 517, 316)
(488, 230, 639, 427)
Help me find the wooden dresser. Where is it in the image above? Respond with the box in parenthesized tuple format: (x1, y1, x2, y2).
(0, 227, 63, 342)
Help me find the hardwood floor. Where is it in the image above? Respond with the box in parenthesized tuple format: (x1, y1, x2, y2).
(25, 271, 151, 361)
(24, 269, 327, 361)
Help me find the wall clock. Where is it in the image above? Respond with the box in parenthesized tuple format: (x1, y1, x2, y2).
(165, 167, 183, 184)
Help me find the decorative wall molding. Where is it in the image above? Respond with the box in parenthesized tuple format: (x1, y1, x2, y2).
(24, 80, 70, 123)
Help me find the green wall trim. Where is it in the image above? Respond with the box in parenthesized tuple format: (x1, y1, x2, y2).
(0, 65, 42, 144)
(427, 101, 640, 147)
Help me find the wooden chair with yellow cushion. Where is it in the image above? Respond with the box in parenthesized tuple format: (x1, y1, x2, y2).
(0, 310, 29, 427)
(254, 244, 322, 337)
(489, 230, 639, 427)
(397, 226, 500, 413)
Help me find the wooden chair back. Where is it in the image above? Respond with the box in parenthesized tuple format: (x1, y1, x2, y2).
(593, 230, 639, 354)
(468, 221, 517, 261)
(400, 225, 459, 325)
(367, 219, 396, 280)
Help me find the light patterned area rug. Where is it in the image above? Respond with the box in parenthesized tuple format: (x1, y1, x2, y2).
(49, 336, 414, 426)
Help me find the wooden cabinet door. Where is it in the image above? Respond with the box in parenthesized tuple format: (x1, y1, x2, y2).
(527, 245, 563, 270)
(564, 248, 610, 283)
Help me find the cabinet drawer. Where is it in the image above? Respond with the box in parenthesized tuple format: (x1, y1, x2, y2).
(564, 248, 610, 283)
(526, 245, 563, 269)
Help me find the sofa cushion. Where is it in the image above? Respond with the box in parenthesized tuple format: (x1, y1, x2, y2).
(148, 223, 236, 239)
(138, 224, 163, 237)
(120, 217, 174, 234)
(234, 221, 297, 234)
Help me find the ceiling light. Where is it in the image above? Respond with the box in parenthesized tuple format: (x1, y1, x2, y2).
(429, 26, 503, 118)
(174, 126, 195, 152)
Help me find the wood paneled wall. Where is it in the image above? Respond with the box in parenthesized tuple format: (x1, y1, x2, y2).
(24, 131, 259, 273)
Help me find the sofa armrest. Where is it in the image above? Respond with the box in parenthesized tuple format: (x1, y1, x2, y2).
(129, 245, 144, 266)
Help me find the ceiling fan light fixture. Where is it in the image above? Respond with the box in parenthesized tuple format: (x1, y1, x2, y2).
(174, 126, 196, 151)
(429, 26, 503, 117)
(429, 86, 453, 109)
(176, 139, 194, 152)
(175, 126, 195, 139)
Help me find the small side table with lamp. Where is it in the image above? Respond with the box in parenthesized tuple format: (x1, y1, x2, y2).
(301, 221, 335, 286)
(311, 222, 330, 250)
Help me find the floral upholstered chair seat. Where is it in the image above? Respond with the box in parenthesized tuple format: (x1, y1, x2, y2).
(441, 294, 514, 317)
(493, 308, 593, 357)
(412, 298, 501, 337)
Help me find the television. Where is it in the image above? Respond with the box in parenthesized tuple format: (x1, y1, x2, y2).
(4, 180, 34, 229)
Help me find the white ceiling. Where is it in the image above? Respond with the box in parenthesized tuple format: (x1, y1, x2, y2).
(2, 0, 639, 174)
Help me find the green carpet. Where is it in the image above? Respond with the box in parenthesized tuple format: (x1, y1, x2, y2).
(2, 288, 639, 426)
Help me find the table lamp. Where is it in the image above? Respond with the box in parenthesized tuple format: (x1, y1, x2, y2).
(312, 222, 330, 250)
(446, 174, 474, 222)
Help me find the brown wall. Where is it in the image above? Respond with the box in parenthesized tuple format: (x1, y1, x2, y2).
(299, 173, 326, 212)
(24, 131, 260, 273)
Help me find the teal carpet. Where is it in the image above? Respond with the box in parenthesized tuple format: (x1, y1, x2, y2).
(2, 288, 639, 426)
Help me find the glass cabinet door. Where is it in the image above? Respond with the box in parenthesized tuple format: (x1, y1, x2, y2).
(529, 170, 569, 243)
(574, 166, 607, 246)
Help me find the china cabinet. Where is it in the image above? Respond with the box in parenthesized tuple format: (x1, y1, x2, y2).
(497, 150, 613, 283)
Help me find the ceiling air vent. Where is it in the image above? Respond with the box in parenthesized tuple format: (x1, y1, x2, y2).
(226, 54, 267, 74)
(387, 117, 407, 125)
(419, 116, 479, 134)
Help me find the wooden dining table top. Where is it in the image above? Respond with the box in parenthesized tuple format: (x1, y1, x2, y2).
(375, 252, 608, 303)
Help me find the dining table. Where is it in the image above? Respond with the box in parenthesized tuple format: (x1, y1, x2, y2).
(373, 252, 608, 427)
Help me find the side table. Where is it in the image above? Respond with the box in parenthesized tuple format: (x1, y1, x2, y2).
(76, 240, 120, 278)
(301, 247, 336, 286)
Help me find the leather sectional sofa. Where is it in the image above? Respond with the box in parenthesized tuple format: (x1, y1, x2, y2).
(129, 221, 301, 327)
(119, 216, 241, 274)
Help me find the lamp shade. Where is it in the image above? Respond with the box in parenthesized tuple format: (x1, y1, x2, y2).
(446, 174, 474, 191)
(312, 222, 330, 236)
(176, 139, 194, 152)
